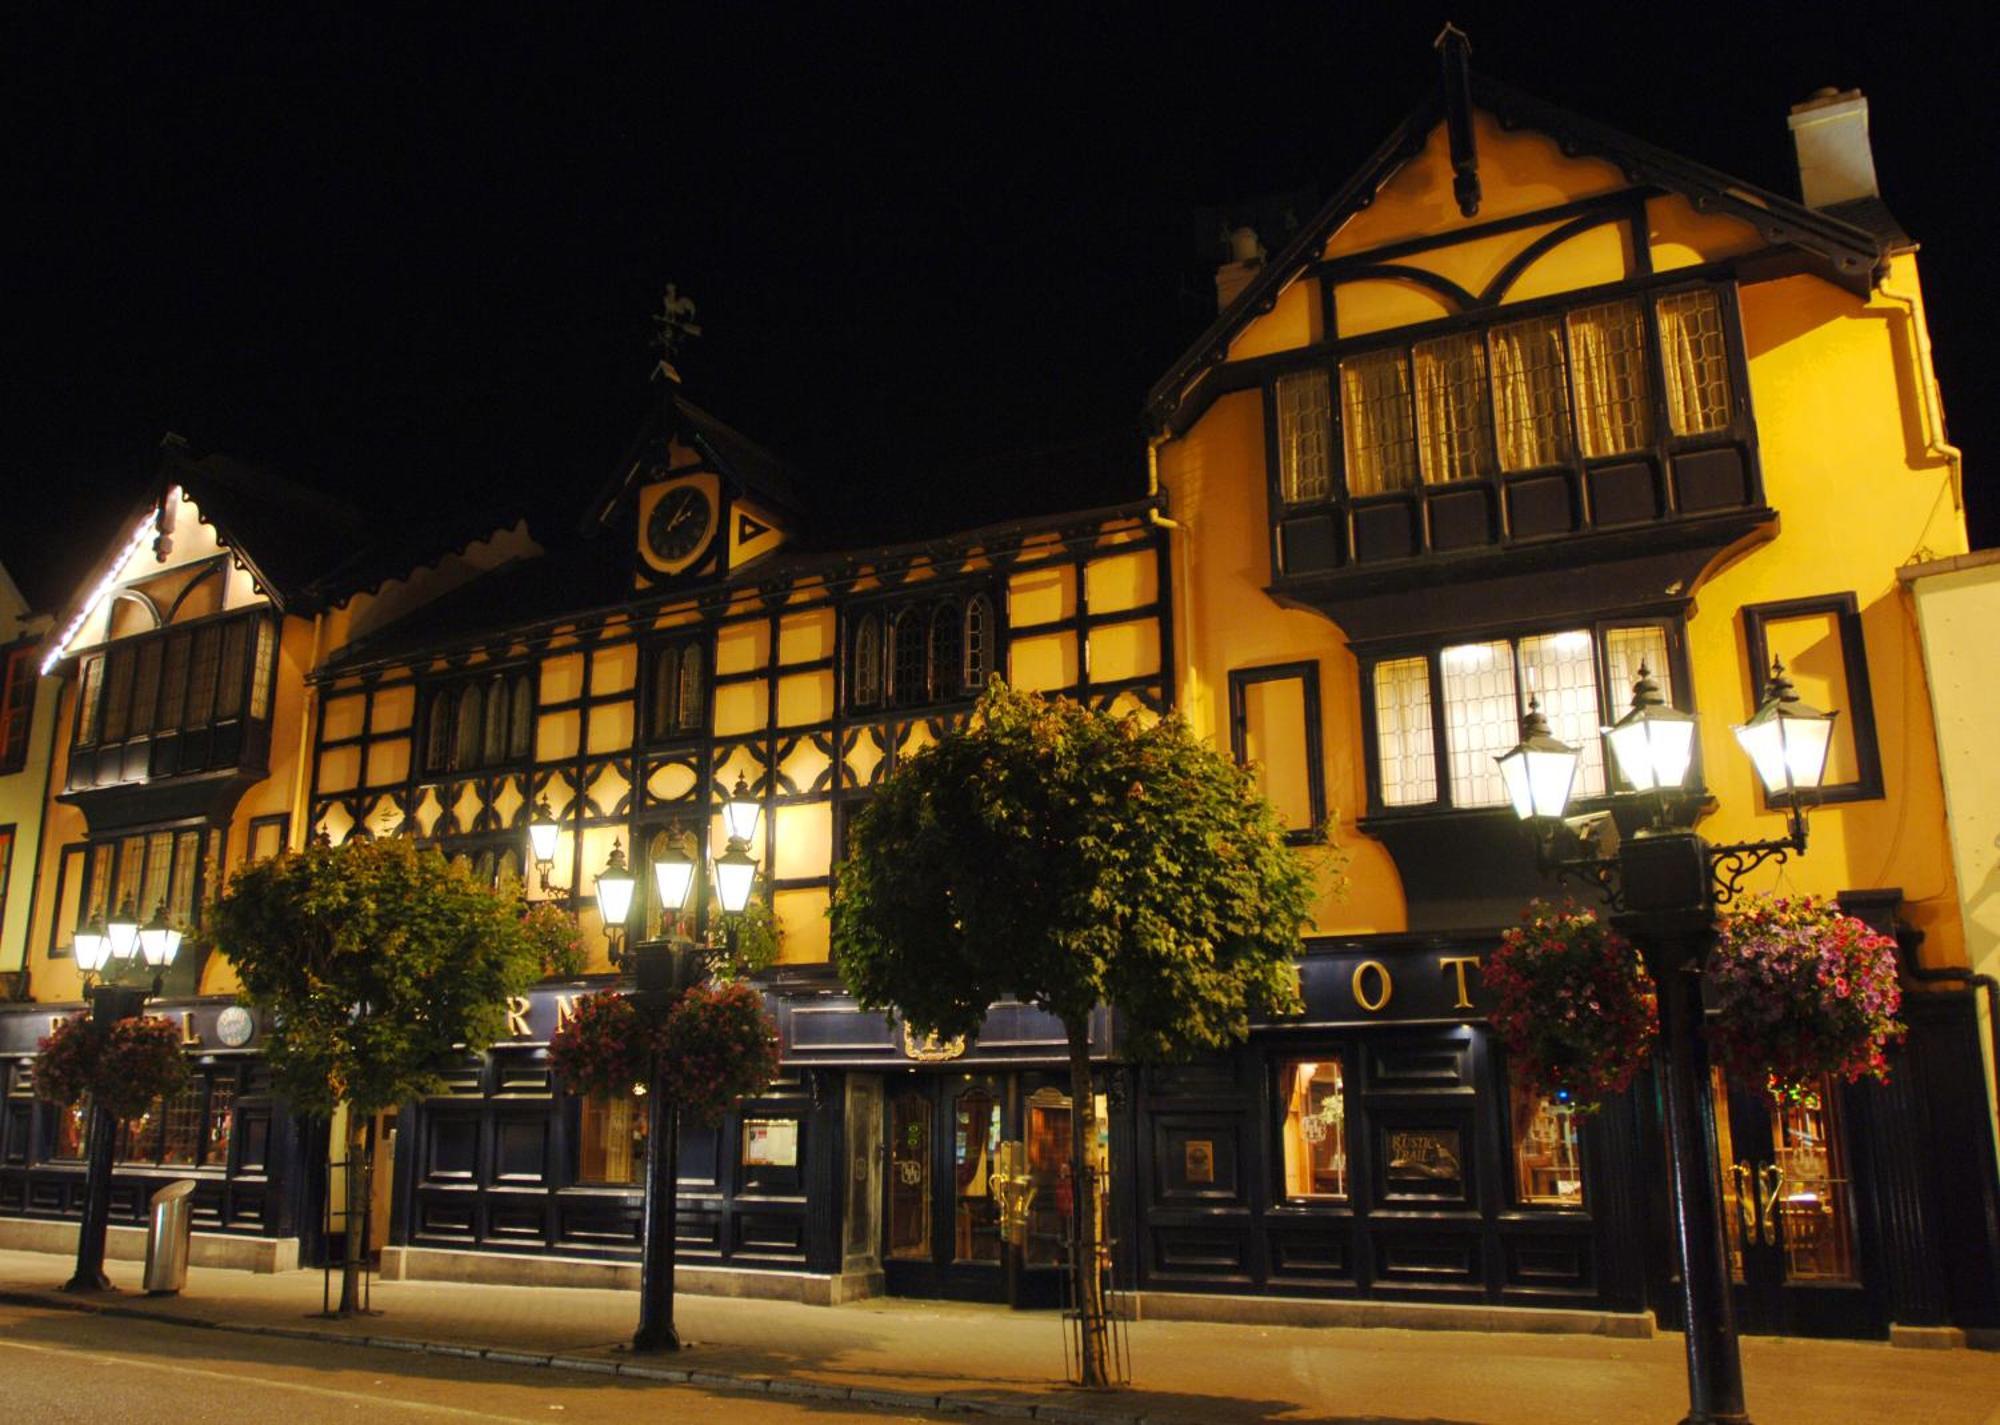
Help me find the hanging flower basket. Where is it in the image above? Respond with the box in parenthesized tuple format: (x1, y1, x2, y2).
(1487, 901, 1658, 1109)
(548, 991, 653, 1100)
(658, 982, 781, 1126)
(1707, 894, 1904, 1099)
(36, 1014, 189, 1120)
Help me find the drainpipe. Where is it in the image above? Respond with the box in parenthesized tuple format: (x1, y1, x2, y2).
(1144, 435, 1193, 715)
(289, 608, 329, 852)
(1876, 271, 1965, 514)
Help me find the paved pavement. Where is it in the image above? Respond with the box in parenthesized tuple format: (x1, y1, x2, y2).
(3, 1249, 1997, 1425)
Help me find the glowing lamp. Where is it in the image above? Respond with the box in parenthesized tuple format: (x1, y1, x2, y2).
(107, 896, 141, 964)
(1604, 662, 1698, 793)
(1496, 697, 1582, 822)
(526, 798, 560, 878)
(73, 914, 111, 976)
(595, 841, 637, 930)
(713, 842, 757, 916)
(652, 843, 696, 915)
(1733, 658, 1837, 801)
(139, 902, 182, 970)
(722, 773, 762, 846)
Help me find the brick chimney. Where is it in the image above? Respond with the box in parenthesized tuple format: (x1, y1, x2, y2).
(1215, 226, 1266, 312)
(1787, 88, 1879, 209)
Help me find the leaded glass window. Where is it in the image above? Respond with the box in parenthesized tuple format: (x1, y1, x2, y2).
(1567, 298, 1654, 457)
(890, 611, 927, 708)
(1339, 349, 1418, 495)
(1275, 369, 1333, 503)
(508, 673, 534, 761)
(1657, 289, 1733, 435)
(215, 618, 249, 719)
(675, 644, 704, 733)
(1489, 314, 1573, 471)
(962, 596, 993, 691)
(1440, 640, 1517, 808)
(1516, 630, 1605, 799)
(1374, 656, 1436, 807)
(1412, 331, 1495, 483)
(851, 616, 882, 707)
(929, 604, 962, 704)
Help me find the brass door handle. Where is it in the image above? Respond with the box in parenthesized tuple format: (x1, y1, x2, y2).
(1758, 1162, 1786, 1246)
(1729, 1162, 1755, 1241)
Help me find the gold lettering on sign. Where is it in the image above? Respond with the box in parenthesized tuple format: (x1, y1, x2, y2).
(554, 994, 580, 1033)
(1438, 955, 1480, 1011)
(504, 996, 533, 1039)
(1352, 959, 1393, 1013)
(180, 1011, 203, 1047)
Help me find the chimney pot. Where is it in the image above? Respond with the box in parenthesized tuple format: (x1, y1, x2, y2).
(1787, 87, 1879, 209)
(1215, 226, 1267, 312)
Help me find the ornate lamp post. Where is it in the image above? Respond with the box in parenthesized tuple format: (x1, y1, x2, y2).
(1498, 660, 1834, 1425)
(527, 799, 562, 895)
(553, 781, 765, 1355)
(64, 899, 182, 1293)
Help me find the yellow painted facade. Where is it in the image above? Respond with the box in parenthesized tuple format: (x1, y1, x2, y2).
(1156, 104, 1970, 964)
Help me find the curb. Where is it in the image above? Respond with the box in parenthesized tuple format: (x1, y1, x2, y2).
(0, 1287, 1176, 1424)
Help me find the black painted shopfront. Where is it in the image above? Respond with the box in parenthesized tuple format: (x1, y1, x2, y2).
(0, 998, 316, 1260)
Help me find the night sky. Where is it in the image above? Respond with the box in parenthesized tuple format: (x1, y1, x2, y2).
(5, 5, 1994, 614)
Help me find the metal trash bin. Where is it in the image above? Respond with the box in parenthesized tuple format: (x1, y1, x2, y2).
(143, 1180, 197, 1295)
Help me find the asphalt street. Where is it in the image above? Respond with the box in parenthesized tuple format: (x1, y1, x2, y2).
(0, 1301, 930, 1424)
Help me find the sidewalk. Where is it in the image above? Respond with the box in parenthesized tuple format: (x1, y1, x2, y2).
(3, 1249, 1996, 1425)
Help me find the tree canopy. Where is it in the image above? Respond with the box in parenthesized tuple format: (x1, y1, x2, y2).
(205, 838, 550, 1118)
(831, 681, 1317, 1059)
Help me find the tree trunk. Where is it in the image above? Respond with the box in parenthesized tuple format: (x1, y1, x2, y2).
(1065, 1017, 1110, 1389)
(336, 1111, 369, 1316)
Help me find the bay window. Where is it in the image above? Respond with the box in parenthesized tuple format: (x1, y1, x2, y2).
(1367, 621, 1679, 813)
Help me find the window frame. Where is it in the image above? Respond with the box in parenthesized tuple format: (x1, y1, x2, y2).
(0, 640, 38, 774)
(1226, 661, 1326, 843)
(1261, 276, 1757, 540)
(76, 823, 218, 937)
(641, 635, 711, 745)
(420, 662, 543, 774)
(1358, 615, 1692, 818)
(1739, 593, 1884, 806)
(68, 609, 276, 760)
(844, 585, 1003, 714)
(1274, 1053, 1351, 1204)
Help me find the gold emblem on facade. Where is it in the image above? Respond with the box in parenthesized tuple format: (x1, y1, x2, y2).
(901, 1023, 966, 1062)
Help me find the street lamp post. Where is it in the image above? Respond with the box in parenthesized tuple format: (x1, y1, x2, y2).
(1498, 660, 1835, 1425)
(570, 777, 766, 1355)
(63, 900, 182, 1293)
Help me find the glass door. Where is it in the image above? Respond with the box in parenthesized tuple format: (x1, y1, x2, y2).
(882, 1073, 1009, 1301)
(1710, 1069, 1881, 1336)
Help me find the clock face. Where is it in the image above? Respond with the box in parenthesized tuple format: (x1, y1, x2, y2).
(646, 484, 714, 566)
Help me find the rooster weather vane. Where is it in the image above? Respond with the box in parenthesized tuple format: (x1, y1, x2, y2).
(653, 283, 702, 383)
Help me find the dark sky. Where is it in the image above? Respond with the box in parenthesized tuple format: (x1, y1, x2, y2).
(4, 4, 1994, 612)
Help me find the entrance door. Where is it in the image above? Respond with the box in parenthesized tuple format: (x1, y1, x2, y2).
(881, 1072, 1093, 1306)
(1710, 1070, 1883, 1337)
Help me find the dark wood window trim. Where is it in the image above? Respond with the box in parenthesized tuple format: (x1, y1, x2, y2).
(419, 665, 540, 775)
(1357, 614, 1694, 820)
(842, 584, 1004, 715)
(1739, 593, 1884, 807)
(0, 824, 14, 945)
(0, 640, 38, 775)
(77, 821, 218, 933)
(245, 813, 291, 864)
(46, 842, 84, 958)
(1227, 662, 1326, 843)
(641, 635, 712, 745)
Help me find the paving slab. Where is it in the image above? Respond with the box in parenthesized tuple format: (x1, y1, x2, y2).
(3, 1247, 1997, 1425)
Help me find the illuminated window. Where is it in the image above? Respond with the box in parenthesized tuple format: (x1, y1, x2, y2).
(0, 644, 36, 773)
(1279, 1058, 1347, 1200)
(962, 596, 994, 691)
(1567, 298, 1654, 457)
(577, 1091, 648, 1185)
(1489, 314, 1573, 471)
(1369, 623, 1680, 812)
(850, 616, 882, 707)
(1657, 290, 1733, 435)
(1339, 350, 1418, 495)
(1511, 1080, 1585, 1208)
(1412, 332, 1495, 483)
(1275, 369, 1333, 503)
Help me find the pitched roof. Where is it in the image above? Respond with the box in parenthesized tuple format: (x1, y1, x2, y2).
(1146, 70, 1904, 435)
(584, 385, 812, 537)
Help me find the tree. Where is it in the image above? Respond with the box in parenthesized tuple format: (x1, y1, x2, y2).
(831, 682, 1320, 1386)
(204, 838, 547, 1314)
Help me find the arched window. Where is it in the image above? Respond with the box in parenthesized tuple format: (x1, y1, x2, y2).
(648, 646, 680, 741)
(928, 603, 962, 705)
(963, 594, 994, 691)
(851, 616, 882, 707)
(890, 610, 928, 707)
(481, 675, 509, 767)
(507, 673, 534, 762)
(676, 644, 705, 733)
(424, 689, 454, 772)
(451, 685, 484, 771)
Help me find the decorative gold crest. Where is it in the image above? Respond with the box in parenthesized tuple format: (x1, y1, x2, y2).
(901, 1023, 967, 1062)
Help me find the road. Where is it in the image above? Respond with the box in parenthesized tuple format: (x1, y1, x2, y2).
(0, 1301, 935, 1424)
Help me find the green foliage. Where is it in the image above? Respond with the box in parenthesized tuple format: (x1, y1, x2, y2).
(204, 838, 545, 1118)
(831, 681, 1314, 1059)
(521, 896, 587, 980)
(710, 891, 782, 980)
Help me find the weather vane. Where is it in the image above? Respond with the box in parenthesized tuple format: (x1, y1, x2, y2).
(653, 283, 702, 383)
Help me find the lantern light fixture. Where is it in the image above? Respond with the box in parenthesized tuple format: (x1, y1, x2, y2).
(526, 798, 561, 887)
(1494, 696, 1582, 823)
(653, 841, 697, 916)
(1732, 657, 1837, 803)
(722, 773, 762, 847)
(73, 913, 111, 976)
(713, 841, 757, 916)
(139, 901, 182, 970)
(595, 840, 637, 937)
(1603, 661, 1700, 797)
(106, 896, 141, 964)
